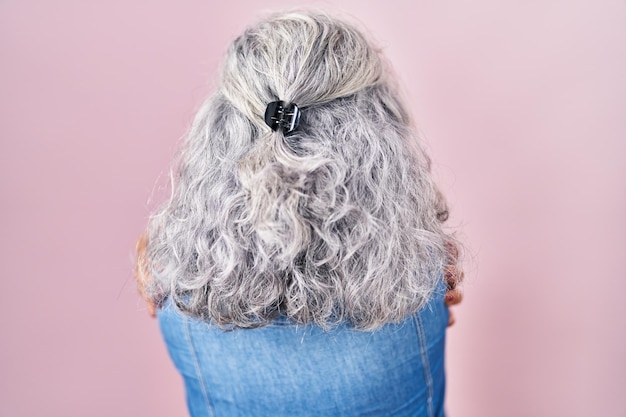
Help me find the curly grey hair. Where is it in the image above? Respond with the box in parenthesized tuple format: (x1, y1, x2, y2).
(145, 11, 457, 330)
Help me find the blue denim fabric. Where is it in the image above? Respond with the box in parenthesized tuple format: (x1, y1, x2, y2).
(157, 279, 449, 417)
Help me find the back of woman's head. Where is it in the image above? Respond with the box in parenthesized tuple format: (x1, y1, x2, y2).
(146, 10, 454, 330)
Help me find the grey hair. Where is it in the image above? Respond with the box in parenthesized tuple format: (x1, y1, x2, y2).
(145, 11, 458, 330)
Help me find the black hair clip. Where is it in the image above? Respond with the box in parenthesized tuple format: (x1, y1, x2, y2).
(264, 101, 301, 134)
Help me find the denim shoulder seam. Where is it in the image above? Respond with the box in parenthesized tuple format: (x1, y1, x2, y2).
(183, 315, 216, 417)
(413, 314, 435, 417)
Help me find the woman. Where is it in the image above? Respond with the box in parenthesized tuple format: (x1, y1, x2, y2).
(136, 10, 463, 417)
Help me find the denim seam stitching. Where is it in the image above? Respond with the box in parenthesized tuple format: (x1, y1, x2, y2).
(184, 316, 215, 417)
(414, 314, 435, 417)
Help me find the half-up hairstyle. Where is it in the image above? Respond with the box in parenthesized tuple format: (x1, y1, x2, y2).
(145, 11, 458, 330)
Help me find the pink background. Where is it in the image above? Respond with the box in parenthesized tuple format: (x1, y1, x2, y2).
(1, 1, 625, 416)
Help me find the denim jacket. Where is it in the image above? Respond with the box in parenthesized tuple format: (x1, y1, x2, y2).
(157, 278, 449, 417)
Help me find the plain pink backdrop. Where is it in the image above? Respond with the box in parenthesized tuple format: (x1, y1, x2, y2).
(1, 1, 625, 416)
